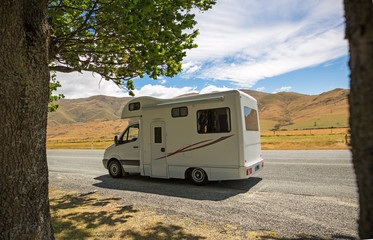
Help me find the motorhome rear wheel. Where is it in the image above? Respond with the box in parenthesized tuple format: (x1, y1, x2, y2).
(190, 168, 208, 185)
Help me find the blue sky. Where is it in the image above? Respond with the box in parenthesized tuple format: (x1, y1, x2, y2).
(55, 0, 349, 99)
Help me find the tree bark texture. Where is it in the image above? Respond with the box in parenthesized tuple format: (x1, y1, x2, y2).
(0, 0, 54, 239)
(344, 0, 373, 238)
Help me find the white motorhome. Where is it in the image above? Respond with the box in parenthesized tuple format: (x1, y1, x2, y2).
(102, 90, 263, 185)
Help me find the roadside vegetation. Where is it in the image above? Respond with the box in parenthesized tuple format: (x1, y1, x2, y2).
(47, 128, 350, 150)
(260, 128, 350, 150)
(261, 134, 349, 150)
(47, 141, 113, 150)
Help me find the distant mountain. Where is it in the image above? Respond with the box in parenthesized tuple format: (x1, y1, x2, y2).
(238, 89, 270, 100)
(48, 95, 132, 124)
(256, 88, 349, 130)
(47, 89, 349, 141)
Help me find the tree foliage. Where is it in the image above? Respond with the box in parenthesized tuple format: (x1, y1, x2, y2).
(48, 71, 65, 112)
(47, 0, 215, 95)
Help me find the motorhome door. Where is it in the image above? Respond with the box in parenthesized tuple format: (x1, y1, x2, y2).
(151, 121, 167, 177)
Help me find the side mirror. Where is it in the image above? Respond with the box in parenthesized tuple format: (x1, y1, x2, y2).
(114, 136, 118, 145)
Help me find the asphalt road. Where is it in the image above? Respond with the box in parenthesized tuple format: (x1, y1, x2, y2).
(47, 149, 358, 239)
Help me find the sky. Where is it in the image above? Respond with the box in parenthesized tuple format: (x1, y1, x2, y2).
(55, 0, 349, 99)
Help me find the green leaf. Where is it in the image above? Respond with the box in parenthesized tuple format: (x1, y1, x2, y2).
(48, 71, 65, 112)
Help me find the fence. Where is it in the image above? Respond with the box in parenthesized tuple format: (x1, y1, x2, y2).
(261, 128, 349, 136)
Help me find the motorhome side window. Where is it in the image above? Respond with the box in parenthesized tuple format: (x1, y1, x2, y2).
(129, 102, 140, 111)
(119, 124, 139, 143)
(171, 107, 188, 118)
(197, 108, 231, 134)
(244, 107, 259, 131)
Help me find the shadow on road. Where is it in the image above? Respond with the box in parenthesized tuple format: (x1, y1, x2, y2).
(93, 174, 262, 201)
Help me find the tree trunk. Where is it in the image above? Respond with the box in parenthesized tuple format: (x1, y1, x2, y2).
(344, 0, 373, 238)
(0, 0, 54, 239)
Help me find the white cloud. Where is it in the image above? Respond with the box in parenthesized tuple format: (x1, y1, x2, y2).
(185, 65, 201, 74)
(54, 71, 128, 99)
(132, 84, 197, 98)
(183, 0, 347, 87)
(182, 61, 201, 74)
(273, 86, 292, 93)
(53, 72, 233, 99)
(199, 85, 233, 94)
(256, 87, 265, 91)
(132, 84, 234, 99)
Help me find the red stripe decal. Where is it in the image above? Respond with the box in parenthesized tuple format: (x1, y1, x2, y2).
(155, 135, 233, 160)
(155, 139, 211, 160)
(182, 135, 233, 153)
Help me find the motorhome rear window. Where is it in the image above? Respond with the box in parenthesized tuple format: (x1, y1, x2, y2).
(171, 107, 188, 118)
(244, 107, 259, 131)
(129, 102, 140, 111)
(197, 108, 231, 134)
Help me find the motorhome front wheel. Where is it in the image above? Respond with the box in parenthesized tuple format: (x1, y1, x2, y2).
(190, 168, 208, 185)
(108, 161, 122, 178)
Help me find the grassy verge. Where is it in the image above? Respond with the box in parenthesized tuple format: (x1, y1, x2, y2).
(47, 141, 113, 149)
(261, 134, 350, 150)
(47, 134, 350, 150)
(49, 188, 267, 240)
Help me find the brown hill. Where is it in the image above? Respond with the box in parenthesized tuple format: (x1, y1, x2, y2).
(47, 89, 349, 141)
(258, 88, 349, 130)
(48, 95, 132, 124)
(239, 89, 270, 100)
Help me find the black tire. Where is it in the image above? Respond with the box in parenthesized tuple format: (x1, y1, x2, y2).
(108, 160, 122, 178)
(189, 168, 208, 185)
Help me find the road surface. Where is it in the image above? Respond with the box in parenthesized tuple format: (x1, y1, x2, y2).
(47, 149, 358, 239)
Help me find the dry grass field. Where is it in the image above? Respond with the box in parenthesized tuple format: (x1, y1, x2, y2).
(46, 140, 113, 149)
(261, 127, 349, 136)
(47, 127, 350, 150)
(261, 134, 349, 150)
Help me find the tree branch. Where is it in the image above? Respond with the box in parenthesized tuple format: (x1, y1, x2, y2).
(72, 2, 98, 35)
(49, 65, 83, 73)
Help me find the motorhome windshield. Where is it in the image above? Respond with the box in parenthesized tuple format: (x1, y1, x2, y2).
(119, 124, 139, 143)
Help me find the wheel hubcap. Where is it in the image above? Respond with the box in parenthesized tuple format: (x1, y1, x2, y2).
(192, 169, 204, 182)
(111, 165, 118, 174)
